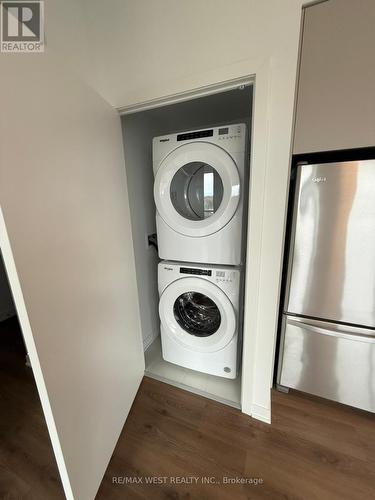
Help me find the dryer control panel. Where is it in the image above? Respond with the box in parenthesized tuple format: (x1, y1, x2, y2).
(152, 123, 246, 169)
(180, 267, 212, 276)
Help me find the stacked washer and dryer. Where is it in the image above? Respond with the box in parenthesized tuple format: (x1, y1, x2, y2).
(153, 124, 248, 379)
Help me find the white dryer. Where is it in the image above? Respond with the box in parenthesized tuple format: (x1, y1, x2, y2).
(153, 124, 247, 265)
(158, 261, 242, 379)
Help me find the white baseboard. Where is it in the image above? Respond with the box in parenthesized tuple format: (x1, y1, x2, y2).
(251, 403, 271, 424)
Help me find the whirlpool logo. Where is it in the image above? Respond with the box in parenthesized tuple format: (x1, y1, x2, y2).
(312, 176, 327, 183)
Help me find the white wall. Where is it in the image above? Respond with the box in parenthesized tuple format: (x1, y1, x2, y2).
(121, 114, 160, 350)
(82, 0, 305, 422)
(0, 53, 144, 500)
(82, 1, 302, 106)
(41, 0, 89, 74)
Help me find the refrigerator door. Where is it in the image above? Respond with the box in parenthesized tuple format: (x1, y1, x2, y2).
(279, 315, 375, 412)
(287, 160, 375, 328)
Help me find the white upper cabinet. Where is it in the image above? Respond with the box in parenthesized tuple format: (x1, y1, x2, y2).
(293, 0, 375, 154)
(0, 55, 144, 500)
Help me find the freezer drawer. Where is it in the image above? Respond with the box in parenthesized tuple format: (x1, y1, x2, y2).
(279, 316, 375, 412)
(287, 160, 375, 328)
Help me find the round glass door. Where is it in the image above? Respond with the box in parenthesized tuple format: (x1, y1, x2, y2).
(159, 276, 236, 352)
(154, 142, 240, 238)
(170, 162, 224, 221)
(173, 291, 221, 337)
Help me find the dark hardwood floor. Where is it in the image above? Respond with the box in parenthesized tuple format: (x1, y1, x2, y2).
(97, 378, 375, 500)
(1, 316, 374, 499)
(0, 317, 64, 500)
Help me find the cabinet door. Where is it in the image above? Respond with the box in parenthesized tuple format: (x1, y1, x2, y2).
(0, 55, 144, 500)
(294, 0, 375, 154)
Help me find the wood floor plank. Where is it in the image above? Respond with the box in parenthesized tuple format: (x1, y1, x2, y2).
(96, 377, 375, 499)
(0, 318, 64, 500)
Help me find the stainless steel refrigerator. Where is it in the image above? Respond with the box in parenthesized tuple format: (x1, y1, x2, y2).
(277, 159, 375, 412)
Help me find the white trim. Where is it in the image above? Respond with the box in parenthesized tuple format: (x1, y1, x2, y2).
(251, 403, 271, 424)
(240, 65, 269, 419)
(118, 75, 254, 115)
(0, 206, 74, 500)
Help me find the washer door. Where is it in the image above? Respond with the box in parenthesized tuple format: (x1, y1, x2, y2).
(159, 277, 236, 353)
(154, 142, 240, 237)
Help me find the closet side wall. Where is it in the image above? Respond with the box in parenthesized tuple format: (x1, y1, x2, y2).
(122, 114, 160, 350)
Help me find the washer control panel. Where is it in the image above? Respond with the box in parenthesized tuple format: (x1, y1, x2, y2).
(159, 262, 240, 299)
(177, 267, 234, 283)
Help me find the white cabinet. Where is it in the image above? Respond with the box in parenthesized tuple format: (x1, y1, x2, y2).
(0, 55, 144, 500)
(294, 0, 375, 154)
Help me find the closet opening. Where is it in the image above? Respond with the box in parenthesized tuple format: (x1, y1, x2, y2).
(121, 83, 253, 409)
(0, 251, 62, 498)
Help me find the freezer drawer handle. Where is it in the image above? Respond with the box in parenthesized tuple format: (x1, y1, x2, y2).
(287, 318, 375, 344)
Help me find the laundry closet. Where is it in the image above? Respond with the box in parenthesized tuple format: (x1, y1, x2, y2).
(1, 61, 259, 500)
(121, 85, 253, 408)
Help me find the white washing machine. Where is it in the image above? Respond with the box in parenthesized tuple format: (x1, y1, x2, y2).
(158, 261, 242, 379)
(153, 124, 247, 265)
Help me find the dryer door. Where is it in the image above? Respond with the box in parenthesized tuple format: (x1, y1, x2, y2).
(154, 142, 240, 237)
(159, 277, 236, 352)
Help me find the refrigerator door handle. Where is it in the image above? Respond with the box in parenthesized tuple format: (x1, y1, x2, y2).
(287, 316, 375, 344)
